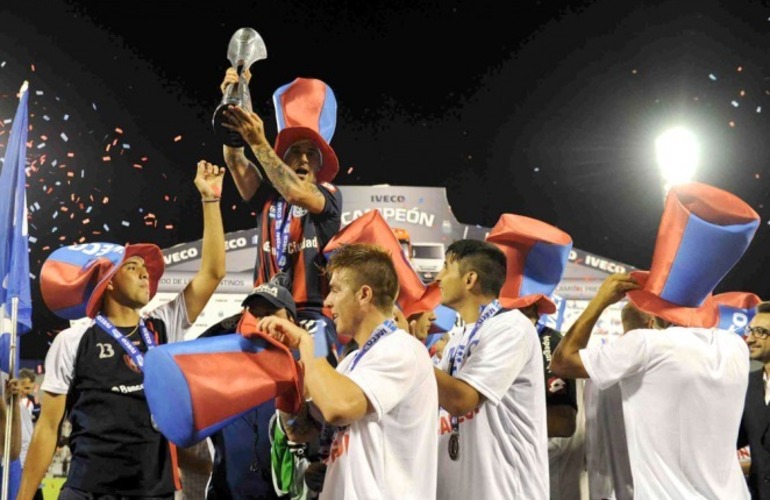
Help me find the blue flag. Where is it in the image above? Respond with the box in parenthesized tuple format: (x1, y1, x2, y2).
(0, 84, 31, 334)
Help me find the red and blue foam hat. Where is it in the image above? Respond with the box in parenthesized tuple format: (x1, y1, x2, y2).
(486, 214, 573, 315)
(324, 211, 441, 319)
(40, 242, 164, 320)
(143, 312, 303, 447)
(627, 182, 760, 328)
(713, 292, 762, 335)
(273, 78, 339, 184)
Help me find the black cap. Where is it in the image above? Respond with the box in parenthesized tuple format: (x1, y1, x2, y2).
(241, 274, 297, 320)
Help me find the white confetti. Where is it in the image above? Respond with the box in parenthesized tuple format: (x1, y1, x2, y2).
(708, 73, 717, 81)
(86, 206, 92, 214)
(757, 106, 762, 113)
(35, 90, 43, 96)
(121, 221, 130, 227)
(63, 114, 69, 121)
(731, 100, 740, 108)
(60, 133, 68, 142)
(43, 115, 50, 121)
(36, 142, 45, 149)
(29, 236, 37, 243)
(0, 62, 5, 68)
(3, 119, 11, 124)
(52, 211, 58, 219)
(103, 224, 110, 232)
(92, 103, 97, 111)
(122, 144, 131, 149)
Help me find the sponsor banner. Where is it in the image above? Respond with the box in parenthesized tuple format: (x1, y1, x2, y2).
(160, 186, 634, 301)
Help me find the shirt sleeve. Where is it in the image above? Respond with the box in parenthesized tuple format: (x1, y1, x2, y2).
(456, 314, 535, 407)
(579, 329, 650, 391)
(147, 293, 192, 343)
(345, 332, 426, 422)
(40, 325, 87, 395)
(311, 182, 342, 248)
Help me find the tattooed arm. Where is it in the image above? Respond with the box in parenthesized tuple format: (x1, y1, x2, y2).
(221, 106, 327, 214)
(279, 402, 321, 443)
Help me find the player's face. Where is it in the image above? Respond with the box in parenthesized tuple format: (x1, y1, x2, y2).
(108, 257, 151, 308)
(284, 140, 321, 184)
(324, 269, 363, 338)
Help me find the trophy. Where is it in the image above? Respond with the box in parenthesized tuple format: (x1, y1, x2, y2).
(212, 28, 267, 147)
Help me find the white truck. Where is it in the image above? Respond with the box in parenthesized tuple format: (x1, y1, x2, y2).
(410, 242, 445, 283)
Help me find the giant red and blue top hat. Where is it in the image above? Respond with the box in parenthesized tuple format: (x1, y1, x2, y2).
(486, 214, 573, 315)
(713, 292, 762, 335)
(143, 311, 303, 447)
(627, 182, 760, 328)
(273, 78, 339, 184)
(40, 242, 164, 320)
(324, 211, 441, 319)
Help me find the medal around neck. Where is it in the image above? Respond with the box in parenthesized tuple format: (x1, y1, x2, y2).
(448, 431, 460, 461)
(213, 27, 267, 147)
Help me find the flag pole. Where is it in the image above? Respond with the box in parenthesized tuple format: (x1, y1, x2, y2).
(0, 298, 17, 500)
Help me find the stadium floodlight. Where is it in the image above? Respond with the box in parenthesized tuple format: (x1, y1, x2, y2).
(655, 127, 699, 191)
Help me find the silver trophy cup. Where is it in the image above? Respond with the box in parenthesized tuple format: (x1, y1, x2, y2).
(213, 28, 267, 147)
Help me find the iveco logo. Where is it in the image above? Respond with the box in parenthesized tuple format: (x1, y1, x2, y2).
(370, 195, 406, 203)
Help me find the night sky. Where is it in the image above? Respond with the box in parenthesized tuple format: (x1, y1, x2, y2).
(2, 0, 770, 358)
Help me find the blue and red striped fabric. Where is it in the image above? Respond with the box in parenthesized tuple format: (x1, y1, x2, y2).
(628, 182, 760, 328)
(143, 313, 302, 447)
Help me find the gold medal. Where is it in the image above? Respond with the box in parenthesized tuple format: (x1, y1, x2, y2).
(448, 431, 460, 461)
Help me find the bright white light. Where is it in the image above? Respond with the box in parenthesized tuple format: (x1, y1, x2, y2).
(655, 127, 699, 188)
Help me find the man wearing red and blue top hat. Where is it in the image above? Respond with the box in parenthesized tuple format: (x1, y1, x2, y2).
(551, 182, 759, 499)
(485, 214, 580, 497)
(220, 72, 342, 361)
(433, 238, 549, 500)
(18, 161, 227, 500)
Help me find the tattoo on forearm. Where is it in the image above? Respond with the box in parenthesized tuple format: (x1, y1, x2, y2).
(280, 404, 318, 438)
(254, 146, 300, 195)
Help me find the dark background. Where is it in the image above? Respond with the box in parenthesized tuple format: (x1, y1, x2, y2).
(2, 0, 769, 358)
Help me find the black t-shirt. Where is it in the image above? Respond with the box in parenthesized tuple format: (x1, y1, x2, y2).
(63, 318, 173, 495)
(538, 325, 577, 410)
(251, 183, 342, 312)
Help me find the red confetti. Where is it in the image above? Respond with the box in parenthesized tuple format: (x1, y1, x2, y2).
(67, 152, 75, 157)
(102, 156, 111, 162)
(102, 197, 109, 204)
(115, 128, 124, 134)
(173, 135, 182, 142)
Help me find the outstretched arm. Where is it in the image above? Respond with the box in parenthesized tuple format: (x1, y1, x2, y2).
(182, 161, 227, 323)
(551, 273, 639, 379)
(219, 68, 262, 201)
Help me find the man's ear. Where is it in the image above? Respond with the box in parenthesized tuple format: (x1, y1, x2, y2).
(464, 271, 478, 291)
(358, 284, 374, 307)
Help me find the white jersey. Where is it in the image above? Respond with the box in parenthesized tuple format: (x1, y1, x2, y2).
(436, 309, 549, 500)
(320, 329, 438, 500)
(580, 327, 750, 500)
(584, 335, 633, 500)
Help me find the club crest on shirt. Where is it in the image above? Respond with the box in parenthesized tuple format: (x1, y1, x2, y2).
(292, 206, 308, 217)
(123, 354, 142, 375)
(548, 376, 567, 395)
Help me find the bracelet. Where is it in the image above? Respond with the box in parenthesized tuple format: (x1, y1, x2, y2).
(201, 198, 221, 203)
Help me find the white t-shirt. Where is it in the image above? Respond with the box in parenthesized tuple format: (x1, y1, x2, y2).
(580, 327, 750, 500)
(41, 293, 190, 395)
(320, 329, 438, 500)
(584, 335, 633, 500)
(436, 309, 549, 500)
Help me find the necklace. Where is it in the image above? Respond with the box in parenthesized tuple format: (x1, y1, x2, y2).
(124, 323, 139, 337)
